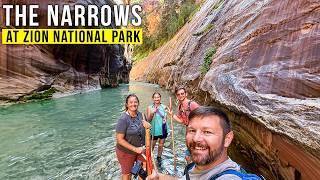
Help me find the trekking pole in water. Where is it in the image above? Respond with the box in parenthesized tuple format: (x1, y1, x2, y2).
(150, 107, 155, 155)
(169, 97, 176, 170)
(150, 148, 158, 174)
(143, 114, 153, 175)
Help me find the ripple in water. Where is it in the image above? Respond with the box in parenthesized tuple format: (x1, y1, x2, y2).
(0, 82, 187, 179)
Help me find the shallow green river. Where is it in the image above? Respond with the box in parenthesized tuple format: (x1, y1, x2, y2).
(0, 82, 187, 179)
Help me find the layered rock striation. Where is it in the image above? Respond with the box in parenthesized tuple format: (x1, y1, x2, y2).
(131, 0, 320, 179)
(0, 0, 131, 103)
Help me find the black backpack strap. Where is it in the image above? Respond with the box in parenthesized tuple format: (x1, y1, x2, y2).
(184, 162, 195, 180)
(187, 100, 192, 112)
(178, 103, 182, 115)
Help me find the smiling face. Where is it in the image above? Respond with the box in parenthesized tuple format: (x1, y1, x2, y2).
(126, 96, 139, 112)
(176, 89, 187, 102)
(186, 115, 231, 166)
(152, 93, 161, 104)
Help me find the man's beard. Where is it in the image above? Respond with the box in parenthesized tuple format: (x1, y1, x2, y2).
(187, 141, 224, 166)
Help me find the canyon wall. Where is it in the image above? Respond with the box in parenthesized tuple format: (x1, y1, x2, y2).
(0, 0, 131, 103)
(131, 0, 320, 179)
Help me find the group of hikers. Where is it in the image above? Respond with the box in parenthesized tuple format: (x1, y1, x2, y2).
(115, 87, 263, 180)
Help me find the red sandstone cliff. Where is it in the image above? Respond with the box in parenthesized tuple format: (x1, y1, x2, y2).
(131, 0, 320, 179)
(0, 0, 131, 103)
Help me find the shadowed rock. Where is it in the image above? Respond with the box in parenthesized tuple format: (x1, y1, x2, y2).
(0, 0, 131, 102)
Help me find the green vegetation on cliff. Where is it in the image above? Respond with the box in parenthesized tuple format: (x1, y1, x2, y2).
(0, 87, 57, 103)
(133, 0, 199, 61)
(22, 87, 57, 101)
(201, 47, 216, 75)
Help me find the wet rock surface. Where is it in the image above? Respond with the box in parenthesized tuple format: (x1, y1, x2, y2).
(0, 0, 131, 103)
(131, 0, 320, 179)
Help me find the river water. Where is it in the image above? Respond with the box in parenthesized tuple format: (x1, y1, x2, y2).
(0, 82, 187, 179)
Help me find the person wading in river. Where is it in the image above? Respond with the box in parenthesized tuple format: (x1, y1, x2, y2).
(116, 94, 151, 180)
(147, 92, 169, 164)
(168, 87, 199, 163)
(147, 106, 263, 180)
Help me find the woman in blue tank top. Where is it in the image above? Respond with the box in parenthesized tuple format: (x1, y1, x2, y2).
(147, 92, 169, 162)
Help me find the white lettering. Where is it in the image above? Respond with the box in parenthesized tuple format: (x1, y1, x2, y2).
(29, 5, 39, 26)
(88, 5, 99, 26)
(48, 5, 59, 26)
(74, 5, 85, 26)
(114, 5, 129, 27)
(131, 5, 142, 26)
(15, 5, 27, 26)
(61, 5, 72, 26)
(3, 5, 13, 26)
(101, 5, 112, 26)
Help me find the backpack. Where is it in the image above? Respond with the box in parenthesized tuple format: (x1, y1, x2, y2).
(178, 100, 193, 125)
(184, 162, 264, 180)
(210, 169, 264, 180)
(178, 100, 192, 114)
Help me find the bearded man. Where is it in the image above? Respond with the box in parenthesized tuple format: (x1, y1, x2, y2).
(182, 106, 240, 180)
(147, 106, 262, 180)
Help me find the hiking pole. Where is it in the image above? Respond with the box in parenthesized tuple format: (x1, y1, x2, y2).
(150, 149, 159, 173)
(143, 114, 153, 175)
(149, 113, 158, 175)
(150, 107, 155, 155)
(169, 97, 176, 170)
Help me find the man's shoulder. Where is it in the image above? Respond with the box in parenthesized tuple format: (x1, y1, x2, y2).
(216, 174, 242, 180)
(189, 100, 200, 110)
(195, 158, 241, 180)
(180, 173, 241, 180)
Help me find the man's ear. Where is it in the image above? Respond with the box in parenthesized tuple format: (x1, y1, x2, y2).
(224, 131, 234, 148)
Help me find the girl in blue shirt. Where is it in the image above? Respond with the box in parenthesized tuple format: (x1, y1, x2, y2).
(147, 92, 169, 162)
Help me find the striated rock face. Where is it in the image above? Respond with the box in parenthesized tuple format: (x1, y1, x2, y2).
(0, 0, 131, 103)
(131, 0, 320, 179)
